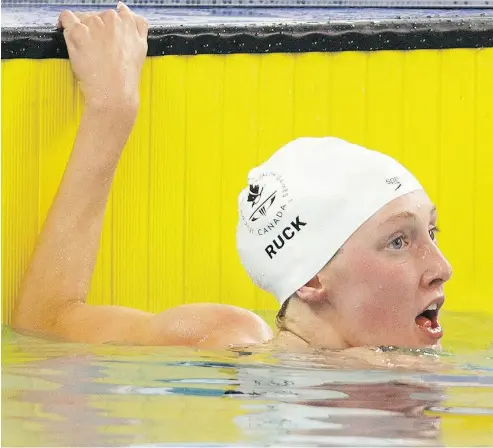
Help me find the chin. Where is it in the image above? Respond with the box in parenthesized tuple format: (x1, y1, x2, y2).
(378, 333, 443, 351)
(407, 337, 442, 351)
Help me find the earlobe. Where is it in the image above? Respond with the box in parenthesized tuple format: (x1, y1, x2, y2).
(296, 275, 329, 303)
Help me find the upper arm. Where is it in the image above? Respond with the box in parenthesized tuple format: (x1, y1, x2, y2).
(31, 302, 154, 344)
(16, 301, 273, 348)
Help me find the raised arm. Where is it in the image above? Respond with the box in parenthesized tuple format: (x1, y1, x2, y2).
(12, 4, 150, 340)
(11, 5, 273, 347)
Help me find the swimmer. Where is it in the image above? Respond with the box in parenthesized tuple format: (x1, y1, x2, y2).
(12, 5, 452, 352)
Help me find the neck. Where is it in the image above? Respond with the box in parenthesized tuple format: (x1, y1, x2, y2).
(274, 297, 350, 350)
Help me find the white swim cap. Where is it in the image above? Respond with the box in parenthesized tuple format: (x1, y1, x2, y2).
(236, 137, 423, 305)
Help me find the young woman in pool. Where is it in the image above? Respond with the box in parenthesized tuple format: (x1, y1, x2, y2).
(12, 5, 452, 351)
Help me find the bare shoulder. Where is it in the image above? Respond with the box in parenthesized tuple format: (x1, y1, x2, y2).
(146, 303, 274, 348)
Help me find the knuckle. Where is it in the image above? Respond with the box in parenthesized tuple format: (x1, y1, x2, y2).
(74, 12, 87, 21)
(68, 23, 87, 40)
(59, 10, 74, 24)
(101, 9, 118, 21)
(137, 16, 149, 27)
(86, 15, 103, 26)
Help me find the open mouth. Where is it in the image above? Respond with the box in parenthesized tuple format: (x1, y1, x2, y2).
(415, 301, 443, 340)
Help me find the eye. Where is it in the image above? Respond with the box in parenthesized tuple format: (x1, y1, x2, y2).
(389, 236, 405, 250)
(429, 226, 439, 242)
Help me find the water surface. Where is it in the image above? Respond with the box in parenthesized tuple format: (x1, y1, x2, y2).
(2, 310, 493, 447)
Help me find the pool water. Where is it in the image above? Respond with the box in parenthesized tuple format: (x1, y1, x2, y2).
(2, 310, 493, 447)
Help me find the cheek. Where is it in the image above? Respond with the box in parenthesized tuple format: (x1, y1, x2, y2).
(336, 254, 420, 327)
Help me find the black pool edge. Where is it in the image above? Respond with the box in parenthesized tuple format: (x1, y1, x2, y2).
(2, 17, 493, 59)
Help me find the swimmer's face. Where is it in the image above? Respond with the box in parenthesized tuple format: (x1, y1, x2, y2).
(319, 190, 452, 349)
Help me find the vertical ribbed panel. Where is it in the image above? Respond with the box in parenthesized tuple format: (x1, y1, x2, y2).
(111, 61, 152, 310)
(2, 47, 493, 322)
(366, 51, 405, 159)
(438, 49, 477, 310)
(401, 50, 441, 202)
(293, 53, 331, 138)
(147, 56, 187, 313)
(221, 54, 261, 307)
(329, 52, 368, 144)
(1, 60, 39, 325)
(475, 48, 493, 308)
(183, 55, 225, 304)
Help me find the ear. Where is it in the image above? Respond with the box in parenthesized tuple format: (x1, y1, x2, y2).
(296, 274, 329, 303)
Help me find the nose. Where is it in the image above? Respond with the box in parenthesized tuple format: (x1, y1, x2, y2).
(421, 242, 453, 289)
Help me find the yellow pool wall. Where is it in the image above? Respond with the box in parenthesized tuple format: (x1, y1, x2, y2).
(2, 47, 493, 324)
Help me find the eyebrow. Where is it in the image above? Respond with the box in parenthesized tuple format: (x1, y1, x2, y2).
(382, 206, 437, 226)
(383, 211, 417, 224)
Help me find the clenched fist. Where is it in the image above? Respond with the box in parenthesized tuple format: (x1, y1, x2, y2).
(57, 2, 148, 111)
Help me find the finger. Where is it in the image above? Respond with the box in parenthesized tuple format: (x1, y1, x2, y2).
(117, 2, 138, 29)
(73, 11, 102, 18)
(116, 0, 132, 28)
(86, 15, 105, 31)
(99, 8, 119, 25)
(116, 1, 133, 17)
(56, 10, 81, 30)
(134, 15, 149, 40)
(72, 12, 93, 23)
(117, 2, 148, 38)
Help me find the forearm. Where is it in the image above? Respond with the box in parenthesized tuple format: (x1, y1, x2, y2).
(13, 103, 138, 331)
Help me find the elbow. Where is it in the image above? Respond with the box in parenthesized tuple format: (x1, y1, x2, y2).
(11, 297, 75, 337)
(11, 309, 39, 335)
(11, 305, 47, 334)
(11, 300, 33, 331)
